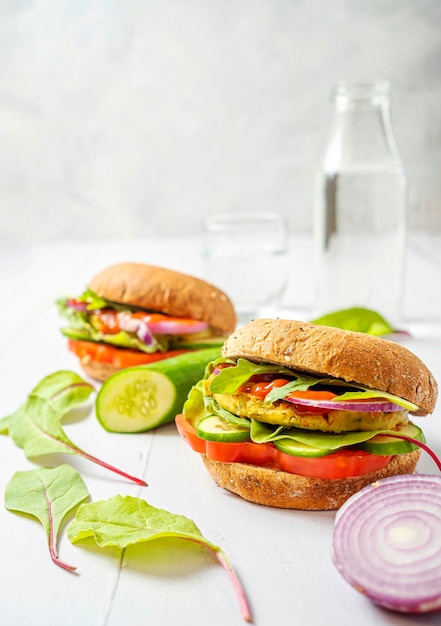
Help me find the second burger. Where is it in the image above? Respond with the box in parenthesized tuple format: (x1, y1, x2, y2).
(57, 262, 236, 381)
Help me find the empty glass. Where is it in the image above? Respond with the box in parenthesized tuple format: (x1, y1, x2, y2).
(202, 211, 289, 324)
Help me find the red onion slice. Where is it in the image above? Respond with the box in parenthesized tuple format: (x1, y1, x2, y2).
(284, 395, 405, 413)
(332, 474, 441, 613)
(145, 319, 209, 335)
(117, 313, 156, 346)
(66, 299, 89, 312)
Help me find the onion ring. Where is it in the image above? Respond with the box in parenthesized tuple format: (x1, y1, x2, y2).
(332, 474, 441, 613)
(284, 395, 405, 413)
(145, 318, 209, 335)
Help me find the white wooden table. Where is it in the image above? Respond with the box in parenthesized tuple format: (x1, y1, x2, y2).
(1, 234, 441, 626)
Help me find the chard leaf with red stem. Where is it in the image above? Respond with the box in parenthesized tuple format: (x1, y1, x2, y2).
(0, 370, 95, 435)
(4, 464, 90, 571)
(8, 394, 146, 486)
(67, 495, 252, 623)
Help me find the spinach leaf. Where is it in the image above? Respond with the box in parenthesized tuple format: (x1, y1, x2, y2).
(311, 307, 393, 336)
(68, 495, 252, 623)
(4, 465, 89, 571)
(5, 377, 146, 486)
(209, 358, 292, 394)
(203, 396, 251, 428)
(0, 370, 95, 435)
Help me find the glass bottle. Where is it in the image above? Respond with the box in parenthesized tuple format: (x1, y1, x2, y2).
(313, 80, 407, 326)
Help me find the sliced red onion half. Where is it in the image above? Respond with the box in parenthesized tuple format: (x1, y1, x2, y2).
(284, 395, 405, 413)
(332, 474, 441, 613)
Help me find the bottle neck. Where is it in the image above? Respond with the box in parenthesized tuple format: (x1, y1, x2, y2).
(323, 91, 403, 172)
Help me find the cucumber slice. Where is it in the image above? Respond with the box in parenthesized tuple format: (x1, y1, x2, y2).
(196, 415, 250, 442)
(96, 347, 221, 433)
(358, 422, 425, 455)
(274, 437, 331, 458)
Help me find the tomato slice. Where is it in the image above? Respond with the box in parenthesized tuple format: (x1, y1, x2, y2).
(68, 339, 189, 369)
(277, 448, 391, 479)
(175, 414, 392, 480)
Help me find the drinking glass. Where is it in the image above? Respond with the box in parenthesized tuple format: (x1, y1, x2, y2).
(202, 211, 289, 324)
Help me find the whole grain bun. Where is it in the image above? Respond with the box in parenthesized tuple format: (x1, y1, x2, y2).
(222, 318, 437, 415)
(202, 450, 421, 510)
(89, 262, 236, 335)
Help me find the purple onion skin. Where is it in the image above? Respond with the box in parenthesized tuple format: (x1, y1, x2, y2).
(284, 396, 405, 413)
(332, 474, 441, 614)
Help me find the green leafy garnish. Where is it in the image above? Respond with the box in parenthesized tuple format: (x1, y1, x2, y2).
(2, 371, 147, 486)
(209, 358, 292, 394)
(204, 396, 251, 428)
(67, 495, 252, 623)
(264, 376, 321, 404)
(0, 370, 94, 435)
(4, 465, 89, 571)
(250, 420, 379, 449)
(182, 380, 205, 423)
(250, 419, 425, 453)
(310, 307, 393, 336)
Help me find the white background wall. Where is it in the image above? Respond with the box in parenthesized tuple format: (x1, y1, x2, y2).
(1, 0, 440, 243)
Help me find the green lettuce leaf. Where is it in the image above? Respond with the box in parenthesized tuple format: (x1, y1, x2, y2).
(61, 326, 164, 353)
(183, 380, 206, 423)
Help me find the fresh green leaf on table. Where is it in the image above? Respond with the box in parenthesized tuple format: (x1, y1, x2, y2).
(310, 307, 393, 336)
(7, 393, 146, 487)
(30, 370, 95, 416)
(4, 464, 89, 571)
(67, 495, 252, 623)
(0, 370, 95, 435)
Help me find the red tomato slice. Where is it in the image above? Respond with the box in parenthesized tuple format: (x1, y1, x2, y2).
(68, 339, 189, 368)
(287, 389, 337, 401)
(175, 414, 392, 480)
(238, 378, 290, 398)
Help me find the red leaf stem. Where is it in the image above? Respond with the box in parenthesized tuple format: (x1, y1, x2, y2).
(45, 483, 77, 572)
(75, 449, 147, 486)
(386, 433, 441, 471)
(183, 537, 253, 623)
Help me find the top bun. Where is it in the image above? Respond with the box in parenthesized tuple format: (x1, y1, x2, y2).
(89, 262, 237, 335)
(222, 318, 438, 415)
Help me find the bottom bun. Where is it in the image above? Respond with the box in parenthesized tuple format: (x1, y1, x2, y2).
(79, 360, 119, 382)
(201, 450, 421, 510)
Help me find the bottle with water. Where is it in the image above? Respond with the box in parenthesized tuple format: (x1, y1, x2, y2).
(314, 80, 407, 326)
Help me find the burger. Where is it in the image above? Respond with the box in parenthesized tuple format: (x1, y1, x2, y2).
(176, 318, 438, 510)
(57, 262, 236, 381)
